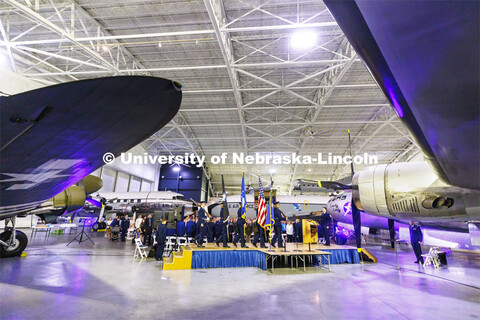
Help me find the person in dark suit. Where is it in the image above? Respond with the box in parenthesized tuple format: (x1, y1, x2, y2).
(143, 214, 154, 246)
(194, 201, 208, 247)
(320, 207, 332, 246)
(155, 219, 167, 261)
(294, 218, 303, 243)
(271, 201, 287, 248)
(409, 221, 424, 264)
(233, 205, 248, 248)
(120, 214, 129, 241)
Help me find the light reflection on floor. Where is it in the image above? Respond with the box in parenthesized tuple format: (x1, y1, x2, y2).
(0, 229, 479, 320)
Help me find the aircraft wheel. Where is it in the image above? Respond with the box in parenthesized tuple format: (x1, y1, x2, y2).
(99, 222, 107, 229)
(0, 230, 28, 258)
(91, 222, 100, 231)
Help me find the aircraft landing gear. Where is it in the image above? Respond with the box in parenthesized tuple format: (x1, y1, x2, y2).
(0, 217, 28, 258)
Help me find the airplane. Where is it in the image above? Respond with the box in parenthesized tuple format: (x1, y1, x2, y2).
(209, 192, 330, 219)
(295, 180, 477, 250)
(319, 0, 480, 246)
(0, 75, 182, 257)
(80, 190, 195, 229)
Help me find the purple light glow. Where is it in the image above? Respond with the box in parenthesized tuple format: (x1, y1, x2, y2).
(386, 87, 404, 118)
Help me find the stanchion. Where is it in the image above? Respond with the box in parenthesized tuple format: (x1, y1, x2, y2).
(293, 237, 301, 252)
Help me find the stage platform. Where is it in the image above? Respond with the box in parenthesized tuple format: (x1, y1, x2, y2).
(163, 243, 375, 271)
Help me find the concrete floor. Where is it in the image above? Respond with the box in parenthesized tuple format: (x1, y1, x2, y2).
(1, 229, 479, 320)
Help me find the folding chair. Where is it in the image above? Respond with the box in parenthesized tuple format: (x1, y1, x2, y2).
(134, 238, 148, 259)
(177, 237, 187, 246)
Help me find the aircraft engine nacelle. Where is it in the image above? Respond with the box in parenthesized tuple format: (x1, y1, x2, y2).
(52, 185, 86, 213)
(77, 175, 103, 195)
(352, 162, 476, 222)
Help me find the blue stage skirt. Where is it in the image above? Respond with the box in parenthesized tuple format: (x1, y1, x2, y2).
(192, 250, 267, 270)
(317, 249, 360, 264)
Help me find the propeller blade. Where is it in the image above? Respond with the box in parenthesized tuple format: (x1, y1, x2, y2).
(388, 219, 396, 250)
(86, 197, 102, 208)
(352, 200, 362, 249)
(347, 129, 355, 177)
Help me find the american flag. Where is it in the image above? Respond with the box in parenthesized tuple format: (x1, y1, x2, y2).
(257, 176, 267, 227)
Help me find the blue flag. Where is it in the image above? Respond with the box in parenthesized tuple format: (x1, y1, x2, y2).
(265, 189, 275, 232)
(240, 173, 247, 219)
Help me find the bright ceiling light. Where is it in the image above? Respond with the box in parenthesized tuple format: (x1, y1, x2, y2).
(102, 45, 109, 52)
(172, 166, 180, 172)
(269, 168, 276, 174)
(290, 30, 317, 50)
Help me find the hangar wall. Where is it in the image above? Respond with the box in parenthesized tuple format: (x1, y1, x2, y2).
(92, 145, 160, 193)
(158, 164, 208, 202)
(0, 66, 43, 95)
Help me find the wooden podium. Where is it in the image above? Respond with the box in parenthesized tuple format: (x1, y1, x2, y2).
(302, 219, 319, 244)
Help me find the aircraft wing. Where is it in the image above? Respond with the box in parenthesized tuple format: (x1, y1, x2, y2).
(325, 1, 480, 190)
(1, 76, 182, 212)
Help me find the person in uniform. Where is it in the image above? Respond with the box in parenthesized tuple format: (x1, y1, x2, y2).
(233, 205, 248, 248)
(320, 207, 332, 246)
(120, 214, 130, 241)
(186, 216, 195, 238)
(155, 218, 167, 261)
(216, 209, 230, 248)
(194, 201, 208, 247)
(143, 214, 154, 246)
(271, 201, 287, 248)
(111, 215, 120, 228)
(214, 214, 223, 242)
(207, 218, 215, 243)
(409, 221, 424, 264)
(252, 218, 267, 248)
(177, 218, 186, 237)
(245, 219, 253, 243)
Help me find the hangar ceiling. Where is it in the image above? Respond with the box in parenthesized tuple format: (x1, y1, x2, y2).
(0, 0, 420, 195)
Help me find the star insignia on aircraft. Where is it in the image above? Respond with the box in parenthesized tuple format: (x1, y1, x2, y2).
(343, 202, 352, 216)
(0, 159, 85, 190)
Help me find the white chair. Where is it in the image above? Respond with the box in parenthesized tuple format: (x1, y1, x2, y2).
(134, 238, 148, 259)
(177, 237, 187, 246)
(423, 247, 441, 268)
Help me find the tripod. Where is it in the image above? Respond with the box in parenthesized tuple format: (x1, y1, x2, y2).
(67, 219, 95, 247)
